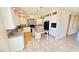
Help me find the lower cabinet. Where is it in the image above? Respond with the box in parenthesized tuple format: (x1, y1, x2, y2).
(8, 35, 24, 51)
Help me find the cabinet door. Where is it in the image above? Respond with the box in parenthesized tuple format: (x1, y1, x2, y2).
(9, 36, 24, 51)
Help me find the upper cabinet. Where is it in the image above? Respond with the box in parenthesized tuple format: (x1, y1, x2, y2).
(1, 7, 18, 29)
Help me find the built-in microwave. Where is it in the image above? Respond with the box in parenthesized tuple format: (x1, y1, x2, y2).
(51, 23, 56, 28)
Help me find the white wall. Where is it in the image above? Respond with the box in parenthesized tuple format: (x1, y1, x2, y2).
(68, 14, 79, 34)
(57, 9, 70, 39)
(0, 8, 10, 51)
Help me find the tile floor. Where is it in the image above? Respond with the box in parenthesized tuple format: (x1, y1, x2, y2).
(20, 34, 79, 52)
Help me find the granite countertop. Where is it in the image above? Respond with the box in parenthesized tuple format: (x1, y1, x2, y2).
(8, 31, 23, 38)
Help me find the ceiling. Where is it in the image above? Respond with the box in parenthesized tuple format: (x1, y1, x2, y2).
(13, 7, 79, 16)
(13, 7, 61, 16)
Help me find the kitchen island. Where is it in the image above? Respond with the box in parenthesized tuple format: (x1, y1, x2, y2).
(8, 31, 24, 51)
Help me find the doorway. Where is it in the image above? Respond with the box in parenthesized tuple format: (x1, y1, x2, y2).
(66, 14, 72, 36)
